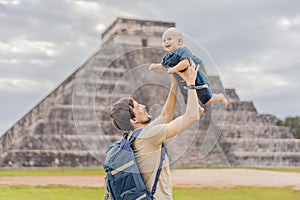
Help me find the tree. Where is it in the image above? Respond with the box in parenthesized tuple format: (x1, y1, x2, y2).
(275, 116, 300, 139)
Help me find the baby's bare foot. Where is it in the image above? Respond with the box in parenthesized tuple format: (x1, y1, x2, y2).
(221, 94, 229, 109)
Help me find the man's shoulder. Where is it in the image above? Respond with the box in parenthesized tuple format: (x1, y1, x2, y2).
(138, 123, 166, 140)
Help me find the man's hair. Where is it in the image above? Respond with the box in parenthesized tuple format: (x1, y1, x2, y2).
(109, 97, 135, 131)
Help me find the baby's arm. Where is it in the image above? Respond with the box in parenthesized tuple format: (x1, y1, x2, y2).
(167, 58, 190, 74)
(148, 63, 167, 72)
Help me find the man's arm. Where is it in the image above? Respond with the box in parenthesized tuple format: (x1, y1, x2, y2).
(160, 74, 178, 123)
(164, 66, 200, 139)
(150, 74, 178, 125)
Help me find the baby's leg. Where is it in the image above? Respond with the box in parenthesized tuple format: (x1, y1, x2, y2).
(206, 93, 228, 108)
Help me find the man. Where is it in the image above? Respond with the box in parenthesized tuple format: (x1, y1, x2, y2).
(109, 66, 200, 199)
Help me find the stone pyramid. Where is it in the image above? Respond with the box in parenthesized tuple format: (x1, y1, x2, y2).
(1, 17, 300, 168)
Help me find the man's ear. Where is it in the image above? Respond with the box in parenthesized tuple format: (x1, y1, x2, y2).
(130, 118, 138, 124)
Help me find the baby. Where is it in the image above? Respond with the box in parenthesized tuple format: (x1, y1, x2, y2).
(149, 27, 228, 111)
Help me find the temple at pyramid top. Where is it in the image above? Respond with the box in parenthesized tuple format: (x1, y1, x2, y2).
(101, 17, 175, 46)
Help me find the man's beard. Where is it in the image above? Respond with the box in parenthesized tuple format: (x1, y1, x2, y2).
(140, 116, 152, 125)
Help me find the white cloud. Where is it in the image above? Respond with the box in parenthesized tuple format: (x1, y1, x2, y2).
(0, 58, 19, 64)
(28, 59, 52, 66)
(0, 78, 55, 93)
(94, 23, 106, 33)
(73, 0, 100, 9)
(222, 61, 289, 101)
(0, 0, 19, 5)
(0, 41, 11, 51)
(277, 16, 300, 30)
(6, 38, 59, 57)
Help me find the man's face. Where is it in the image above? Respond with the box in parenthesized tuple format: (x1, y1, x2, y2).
(162, 30, 181, 53)
(131, 100, 152, 124)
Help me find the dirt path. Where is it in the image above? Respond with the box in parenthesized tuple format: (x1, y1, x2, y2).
(1, 169, 300, 190)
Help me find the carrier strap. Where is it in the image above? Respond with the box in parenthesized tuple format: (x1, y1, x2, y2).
(127, 129, 166, 198)
(127, 129, 142, 143)
(150, 143, 166, 196)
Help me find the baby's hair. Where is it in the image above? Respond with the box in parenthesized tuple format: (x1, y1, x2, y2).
(167, 27, 183, 38)
(163, 27, 184, 45)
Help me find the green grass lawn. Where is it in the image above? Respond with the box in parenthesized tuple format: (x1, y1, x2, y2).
(0, 185, 103, 200)
(173, 187, 300, 200)
(1, 167, 300, 199)
(172, 167, 300, 173)
(0, 168, 105, 176)
(0, 186, 299, 200)
(1, 167, 300, 176)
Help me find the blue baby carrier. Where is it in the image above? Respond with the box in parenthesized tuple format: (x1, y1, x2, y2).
(103, 129, 166, 200)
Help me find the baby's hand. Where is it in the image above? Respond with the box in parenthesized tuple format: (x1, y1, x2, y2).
(149, 63, 158, 71)
(149, 63, 167, 72)
(167, 68, 175, 74)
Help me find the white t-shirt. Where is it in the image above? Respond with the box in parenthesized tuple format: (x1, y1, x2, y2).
(132, 124, 173, 200)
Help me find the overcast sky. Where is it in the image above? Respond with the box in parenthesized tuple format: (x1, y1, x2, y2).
(1, 0, 300, 136)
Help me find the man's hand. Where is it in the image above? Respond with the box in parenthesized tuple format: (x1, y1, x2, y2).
(167, 68, 175, 74)
(177, 65, 197, 85)
(189, 58, 196, 69)
(170, 74, 178, 87)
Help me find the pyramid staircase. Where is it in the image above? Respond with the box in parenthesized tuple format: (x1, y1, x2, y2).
(1, 17, 300, 168)
(218, 89, 300, 166)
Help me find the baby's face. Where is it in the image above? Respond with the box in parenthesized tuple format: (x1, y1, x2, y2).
(162, 30, 182, 53)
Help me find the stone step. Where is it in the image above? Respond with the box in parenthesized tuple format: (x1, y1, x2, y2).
(32, 118, 120, 136)
(172, 155, 229, 167)
(228, 151, 300, 167)
(225, 101, 256, 112)
(221, 138, 300, 152)
(171, 143, 230, 167)
(220, 124, 293, 139)
(92, 52, 118, 61)
(224, 88, 240, 102)
(48, 105, 109, 121)
(48, 105, 116, 126)
(71, 92, 126, 107)
(85, 55, 115, 68)
(207, 76, 225, 92)
(210, 101, 257, 112)
(0, 150, 101, 167)
(45, 120, 100, 135)
(91, 66, 127, 79)
(50, 103, 143, 122)
(77, 65, 127, 80)
(213, 112, 276, 125)
(42, 120, 75, 135)
(168, 126, 231, 167)
(9, 134, 119, 151)
(169, 143, 223, 159)
(74, 79, 128, 93)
